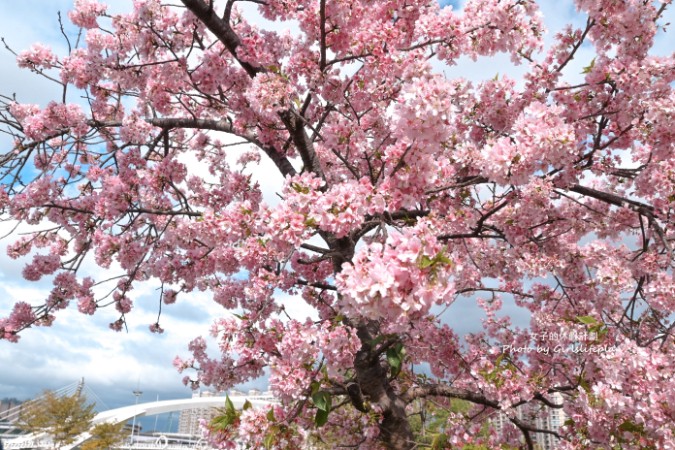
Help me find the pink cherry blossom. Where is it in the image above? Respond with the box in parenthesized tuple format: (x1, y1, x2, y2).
(1, 0, 674, 448)
(17, 43, 58, 69)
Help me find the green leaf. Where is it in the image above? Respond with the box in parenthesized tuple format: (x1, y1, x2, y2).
(242, 400, 252, 411)
(266, 407, 276, 422)
(304, 217, 318, 227)
(618, 420, 644, 434)
(314, 408, 329, 427)
(418, 255, 434, 269)
(431, 433, 449, 449)
(386, 346, 403, 377)
(576, 315, 597, 325)
(263, 432, 276, 449)
(291, 182, 310, 194)
(210, 415, 231, 430)
(386, 348, 401, 368)
(434, 253, 453, 266)
(225, 395, 235, 413)
(312, 391, 331, 412)
(369, 334, 387, 347)
(210, 401, 239, 432)
(418, 249, 453, 270)
(582, 57, 596, 74)
(596, 325, 609, 338)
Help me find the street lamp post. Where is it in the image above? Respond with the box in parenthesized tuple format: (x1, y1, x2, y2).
(130, 389, 143, 446)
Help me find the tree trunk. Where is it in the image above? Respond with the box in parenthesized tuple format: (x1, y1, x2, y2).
(354, 323, 414, 450)
(329, 239, 413, 448)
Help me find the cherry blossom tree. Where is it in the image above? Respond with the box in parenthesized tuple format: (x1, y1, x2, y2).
(1, 0, 674, 448)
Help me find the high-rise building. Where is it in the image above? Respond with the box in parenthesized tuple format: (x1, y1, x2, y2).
(177, 391, 219, 436)
(490, 392, 566, 450)
(177, 390, 276, 437)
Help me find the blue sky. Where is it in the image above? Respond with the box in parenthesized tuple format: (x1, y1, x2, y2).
(0, 0, 672, 431)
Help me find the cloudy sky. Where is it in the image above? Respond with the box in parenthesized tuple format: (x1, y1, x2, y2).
(0, 0, 261, 428)
(0, 0, 672, 432)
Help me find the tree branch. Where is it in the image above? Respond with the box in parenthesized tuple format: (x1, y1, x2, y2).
(91, 117, 297, 178)
(568, 184, 653, 213)
(180, 0, 262, 78)
(510, 417, 535, 450)
(319, 0, 327, 71)
(295, 279, 337, 291)
(554, 17, 594, 76)
(567, 184, 671, 253)
(402, 384, 499, 409)
(279, 110, 325, 181)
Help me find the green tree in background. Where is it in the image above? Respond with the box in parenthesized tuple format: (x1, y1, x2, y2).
(80, 422, 127, 450)
(18, 390, 95, 449)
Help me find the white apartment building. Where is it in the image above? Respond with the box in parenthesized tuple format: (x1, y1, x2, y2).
(177, 389, 275, 437)
(490, 392, 566, 450)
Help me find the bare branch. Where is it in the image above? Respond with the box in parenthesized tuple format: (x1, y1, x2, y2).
(180, 0, 262, 78)
(319, 0, 327, 71)
(91, 117, 297, 178)
(402, 384, 499, 408)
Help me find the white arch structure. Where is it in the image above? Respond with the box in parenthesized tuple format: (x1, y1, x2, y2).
(3, 395, 276, 450)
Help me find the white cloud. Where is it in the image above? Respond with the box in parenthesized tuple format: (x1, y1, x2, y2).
(0, 0, 276, 411)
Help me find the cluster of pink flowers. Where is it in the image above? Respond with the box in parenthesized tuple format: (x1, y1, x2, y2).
(17, 43, 58, 69)
(68, 0, 107, 29)
(245, 73, 297, 121)
(267, 319, 322, 399)
(461, 0, 544, 63)
(337, 221, 455, 325)
(60, 48, 100, 89)
(316, 321, 361, 377)
(480, 102, 576, 185)
(1, 0, 674, 447)
(0, 303, 36, 343)
(9, 101, 87, 141)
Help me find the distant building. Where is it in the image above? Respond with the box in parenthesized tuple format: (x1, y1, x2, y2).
(123, 423, 143, 435)
(491, 392, 566, 450)
(178, 391, 219, 436)
(177, 390, 276, 437)
(0, 398, 22, 420)
(0, 398, 23, 435)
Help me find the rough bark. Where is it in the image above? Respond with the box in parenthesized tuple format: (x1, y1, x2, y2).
(354, 322, 414, 450)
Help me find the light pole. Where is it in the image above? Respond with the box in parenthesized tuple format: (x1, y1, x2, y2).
(130, 389, 143, 446)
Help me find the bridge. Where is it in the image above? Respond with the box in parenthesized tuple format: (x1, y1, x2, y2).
(1, 385, 276, 450)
